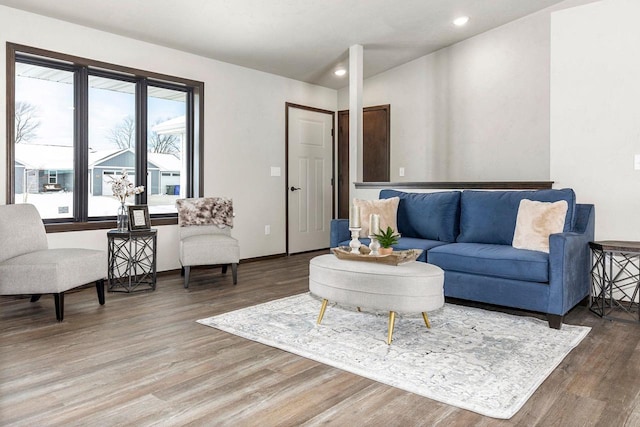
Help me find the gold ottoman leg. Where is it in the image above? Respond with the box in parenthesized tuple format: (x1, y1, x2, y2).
(387, 311, 396, 345)
(317, 299, 328, 324)
(422, 312, 431, 329)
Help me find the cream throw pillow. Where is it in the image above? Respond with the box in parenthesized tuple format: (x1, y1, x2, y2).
(512, 199, 568, 253)
(353, 197, 400, 238)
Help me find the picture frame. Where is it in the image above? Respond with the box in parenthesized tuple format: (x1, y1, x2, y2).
(127, 205, 151, 230)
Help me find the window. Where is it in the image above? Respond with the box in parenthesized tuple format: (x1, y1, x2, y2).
(87, 74, 137, 218)
(7, 44, 203, 229)
(14, 61, 75, 217)
(147, 84, 187, 214)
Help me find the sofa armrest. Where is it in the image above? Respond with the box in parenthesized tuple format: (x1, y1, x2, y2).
(547, 204, 595, 316)
(330, 219, 351, 248)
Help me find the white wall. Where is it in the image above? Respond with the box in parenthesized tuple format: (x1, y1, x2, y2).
(0, 5, 337, 270)
(551, 0, 638, 240)
(340, 0, 595, 187)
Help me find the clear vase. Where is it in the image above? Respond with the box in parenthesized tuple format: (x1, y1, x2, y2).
(116, 203, 128, 231)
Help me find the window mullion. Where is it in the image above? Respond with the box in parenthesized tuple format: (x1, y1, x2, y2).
(74, 66, 89, 222)
(136, 78, 148, 205)
(185, 89, 194, 197)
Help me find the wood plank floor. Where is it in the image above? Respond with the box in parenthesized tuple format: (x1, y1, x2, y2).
(2, 251, 640, 426)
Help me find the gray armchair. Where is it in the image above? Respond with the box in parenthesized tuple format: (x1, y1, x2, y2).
(0, 204, 107, 321)
(176, 197, 239, 288)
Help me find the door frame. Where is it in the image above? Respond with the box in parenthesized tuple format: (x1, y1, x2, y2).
(285, 102, 336, 255)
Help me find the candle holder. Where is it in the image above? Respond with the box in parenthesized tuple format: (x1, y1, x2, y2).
(348, 227, 362, 254)
(368, 235, 381, 256)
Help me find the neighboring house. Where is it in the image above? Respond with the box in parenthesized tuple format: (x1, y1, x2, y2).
(152, 115, 185, 139)
(89, 148, 182, 196)
(14, 144, 181, 195)
(148, 152, 182, 195)
(14, 144, 74, 194)
(152, 115, 186, 195)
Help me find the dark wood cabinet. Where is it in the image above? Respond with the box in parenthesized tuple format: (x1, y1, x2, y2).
(337, 104, 391, 219)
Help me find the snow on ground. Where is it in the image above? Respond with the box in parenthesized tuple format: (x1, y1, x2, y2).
(17, 192, 178, 219)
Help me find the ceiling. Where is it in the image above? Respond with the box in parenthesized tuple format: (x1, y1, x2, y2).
(1, 0, 568, 90)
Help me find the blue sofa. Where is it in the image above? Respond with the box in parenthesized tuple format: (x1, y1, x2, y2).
(330, 189, 595, 328)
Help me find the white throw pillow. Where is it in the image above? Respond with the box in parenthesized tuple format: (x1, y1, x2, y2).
(512, 199, 568, 253)
(353, 197, 400, 238)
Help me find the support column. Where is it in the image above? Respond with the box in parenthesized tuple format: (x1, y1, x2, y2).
(349, 44, 363, 201)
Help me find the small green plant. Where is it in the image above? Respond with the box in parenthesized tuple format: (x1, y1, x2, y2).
(373, 226, 400, 248)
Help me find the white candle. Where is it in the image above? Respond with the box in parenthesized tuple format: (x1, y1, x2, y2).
(369, 213, 380, 236)
(350, 205, 361, 228)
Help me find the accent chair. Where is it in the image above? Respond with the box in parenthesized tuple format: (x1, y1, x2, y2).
(0, 203, 107, 321)
(176, 197, 239, 288)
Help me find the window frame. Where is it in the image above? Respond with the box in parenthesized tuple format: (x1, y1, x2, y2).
(6, 43, 204, 232)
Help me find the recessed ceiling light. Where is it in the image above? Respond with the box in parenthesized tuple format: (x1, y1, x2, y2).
(334, 68, 347, 77)
(453, 16, 469, 26)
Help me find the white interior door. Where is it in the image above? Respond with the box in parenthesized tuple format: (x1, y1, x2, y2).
(288, 106, 333, 254)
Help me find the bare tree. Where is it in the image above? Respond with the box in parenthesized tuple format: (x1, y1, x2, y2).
(149, 118, 180, 155)
(14, 101, 41, 144)
(108, 116, 180, 155)
(107, 115, 135, 149)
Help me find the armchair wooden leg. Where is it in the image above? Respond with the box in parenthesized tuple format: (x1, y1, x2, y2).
(30, 294, 41, 303)
(222, 265, 228, 274)
(54, 292, 64, 322)
(96, 279, 105, 305)
(231, 263, 238, 285)
(184, 266, 190, 289)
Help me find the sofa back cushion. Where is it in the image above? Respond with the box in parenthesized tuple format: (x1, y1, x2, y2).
(456, 189, 576, 245)
(379, 190, 460, 242)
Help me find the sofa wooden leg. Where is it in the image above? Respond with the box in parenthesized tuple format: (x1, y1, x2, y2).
(184, 266, 190, 289)
(54, 293, 64, 322)
(96, 279, 105, 305)
(548, 314, 563, 329)
(232, 263, 238, 285)
(30, 294, 41, 303)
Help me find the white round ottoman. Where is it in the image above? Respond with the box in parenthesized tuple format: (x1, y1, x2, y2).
(309, 254, 444, 344)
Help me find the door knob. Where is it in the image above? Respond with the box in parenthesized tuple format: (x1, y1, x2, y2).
(290, 186, 301, 192)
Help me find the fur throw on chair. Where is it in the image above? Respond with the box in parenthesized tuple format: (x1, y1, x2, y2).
(176, 197, 234, 228)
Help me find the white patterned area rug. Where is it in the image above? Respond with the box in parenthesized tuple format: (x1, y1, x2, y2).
(197, 292, 590, 419)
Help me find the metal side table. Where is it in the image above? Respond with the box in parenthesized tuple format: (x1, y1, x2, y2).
(108, 229, 157, 292)
(589, 240, 640, 322)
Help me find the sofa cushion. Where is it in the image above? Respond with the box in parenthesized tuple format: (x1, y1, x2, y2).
(512, 199, 568, 253)
(456, 189, 576, 245)
(353, 197, 399, 237)
(379, 190, 460, 242)
(429, 243, 549, 283)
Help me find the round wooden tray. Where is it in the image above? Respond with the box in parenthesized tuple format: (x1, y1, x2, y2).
(330, 246, 422, 265)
